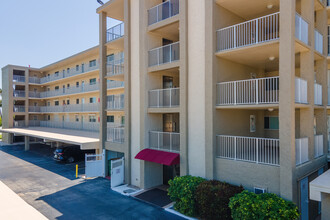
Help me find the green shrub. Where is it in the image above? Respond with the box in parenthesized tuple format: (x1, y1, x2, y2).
(195, 180, 244, 220)
(229, 190, 300, 220)
(168, 175, 205, 217)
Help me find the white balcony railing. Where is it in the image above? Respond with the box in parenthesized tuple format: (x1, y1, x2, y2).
(314, 134, 324, 158)
(29, 91, 41, 98)
(29, 120, 40, 127)
(107, 23, 124, 43)
(13, 105, 25, 112)
(39, 121, 99, 132)
(148, 0, 179, 25)
(295, 77, 308, 104)
(28, 106, 41, 112)
(107, 58, 124, 77)
(13, 90, 25, 98)
(13, 75, 25, 83)
(314, 83, 322, 105)
(295, 13, 309, 45)
(13, 120, 25, 128)
(217, 77, 279, 106)
(149, 131, 180, 153)
(149, 88, 180, 108)
(296, 137, 309, 166)
(216, 12, 280, 52)
(149, 42, 180, 67)
(107, 94, 124, 110)
(314, 29, 323, 54)
(216, 135, 280, 166)
(29, 77, 40, 84)
(39, 103, 99, 113)
(107, 126, 125, 143)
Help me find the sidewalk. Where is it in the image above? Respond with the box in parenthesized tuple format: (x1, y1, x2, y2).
(0, 181, 47, 220)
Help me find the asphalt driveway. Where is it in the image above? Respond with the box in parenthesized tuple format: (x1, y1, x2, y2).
(0, 143, 184, 220)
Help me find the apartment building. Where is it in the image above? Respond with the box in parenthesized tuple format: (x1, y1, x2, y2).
(1, 0, 330, 219)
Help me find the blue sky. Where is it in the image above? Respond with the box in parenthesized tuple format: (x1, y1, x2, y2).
(0, 0, 120, 88)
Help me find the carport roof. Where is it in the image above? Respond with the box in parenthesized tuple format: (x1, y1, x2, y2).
(0, 127, 99, 150)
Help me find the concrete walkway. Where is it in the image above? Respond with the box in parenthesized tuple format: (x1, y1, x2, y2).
(0, 181, 47, 220)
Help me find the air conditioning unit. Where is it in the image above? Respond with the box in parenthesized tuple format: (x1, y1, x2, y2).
(254, 187, 266, 194)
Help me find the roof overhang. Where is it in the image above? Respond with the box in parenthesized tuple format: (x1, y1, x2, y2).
(135, 148, 180, 166)
(0, 127, 99, 150)
(310, 169, 330, 202)
(96, 0, 124, 21)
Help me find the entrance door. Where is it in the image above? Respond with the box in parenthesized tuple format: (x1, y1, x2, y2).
(300, 177, 309, 220)
(111, 157, 124, 188)
(82, 81, 85, 90)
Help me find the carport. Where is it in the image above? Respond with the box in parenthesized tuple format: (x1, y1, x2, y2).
(0, 127, 100, 150)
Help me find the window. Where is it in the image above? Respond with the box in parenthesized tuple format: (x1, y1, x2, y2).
(107, 115, 114, 123)
(107, 54, 114, 63)
(264, 116, 279, 130)
(55, 86, 59, 90)
(75, 115, 79, 122)
(76, 65, 79, 71)
(89, 78, 97, 85)
(47, 87, 50, 91)
(254, 187, 266, 194)
(62, 116, 64, 121)
(67, 84, 70, 88)
(76, 99, 79, 104)
(54, 101, 59, 106)
(89, 59, 96, 67)
(67, 68, 70, 73)
(90, 97, 96, 103)
(63, 70, 65, 74)
(47, 74, 50, 77)
(55, 71, 59, 76)
(34, 102, 37, 106)
(33, 116, 37, 120)
(47, 102, 50, 106)
(89, 115, 96, 122)
(76, 82, 79, 87)
(67, 99, 70, 105)
(47, 115, 50, 120)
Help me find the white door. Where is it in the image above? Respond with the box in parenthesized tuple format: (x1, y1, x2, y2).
(300, 177, 309, 220)
(111, 157, 124, 188)
(85, 150, 105, 178)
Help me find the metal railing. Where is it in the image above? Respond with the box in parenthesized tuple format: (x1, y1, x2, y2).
(295, 77, 308, 104)
(13, 75, 25, 83)
(296, 137, 309, 166)
(148, 42, 180, 67)
(107, 94, 124, 110)
(314, 134, 324, 158)
(39, 121, 99, 132)
(107, 126, 125, 143)
(149, 88, 180, 108)
(29, 77, 40, 84)
(29, 106, 41, 112)
(148, 0, 179, 25)
(107, 23, 124, 42)
(29, 91, 41, 98)
(13, 120, 25, 128)
(216, 12, 280, 52)
(107, 60, 124, 77)
(295, 13, 309, 45)
(149, 131, 180, 153)
(13, 90, 25, 98)
(314, 29, 323, 54)
(40, 61, 99, 84)
(13, 105, 25, 112)
(29, 120, 41, 127)
(314, 83, 322, 106)
(39, 103, 99, 113)
(217, 77, 279, 106)
(216, 135, 280, 166)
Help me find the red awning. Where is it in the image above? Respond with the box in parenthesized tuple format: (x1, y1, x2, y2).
(135, 149, 180, 166)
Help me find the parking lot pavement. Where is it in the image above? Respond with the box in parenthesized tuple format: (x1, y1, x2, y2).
(0, 143, 184, 220)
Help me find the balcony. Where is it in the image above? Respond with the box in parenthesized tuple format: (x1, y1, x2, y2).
(107, 94, 124, 111)
(13, 105, 25, 113)
(29, 91, 41, 98)
(314, 134, 324, 158)
(29, 77, 40, 84)
(148, 42, 180, 67)
(148, 0, 179, 26)
(107, 54, 124, 78)
(216, 76, 307, 107)
(216, 135, 280, 166)
(29, 120, 40, 127)
(296, 137, 309, 166)
(216, 12, 309, 54)
(39, 121, 99, 132)
(314, 83, 322, 106)
(314, 29, 323, 55)
(38, 103, 99, 113)
(107, 22, 124, 43)
(13, 90, 25, 98)
(28, 106, 40, 112)
(149, 88, 179, 109)
(40, 62, 99, 84)
(107, 125, 124, 143)
(13, 75, 25, 83)
(13, 120, 25, 128)
(149, 131, 180, 153)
